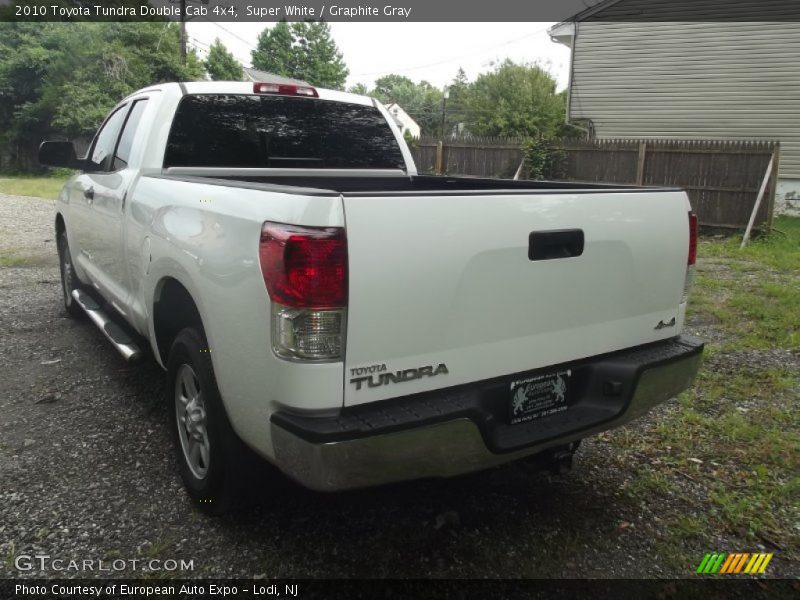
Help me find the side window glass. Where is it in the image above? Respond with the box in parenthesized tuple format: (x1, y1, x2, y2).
(88, 106, 128, 172)
(113, 99, 149, 171)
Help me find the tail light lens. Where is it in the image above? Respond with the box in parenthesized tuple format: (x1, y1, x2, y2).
(259, 223, 347, 361)
(688, 212, 698, 266)
(260, 223, 346, 309)
(273, 307, 345, 360)
(682, 212, 698, 303)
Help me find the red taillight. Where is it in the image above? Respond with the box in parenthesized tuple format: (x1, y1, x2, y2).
(259, 223, 347, 309)
(688, 212, 698, 265)
(253, 82, 318, 97)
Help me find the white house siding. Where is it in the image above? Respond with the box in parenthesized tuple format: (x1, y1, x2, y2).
(567, 20, 800, 215)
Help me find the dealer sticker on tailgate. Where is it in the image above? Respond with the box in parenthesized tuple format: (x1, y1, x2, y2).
(509, 369, 571, 424)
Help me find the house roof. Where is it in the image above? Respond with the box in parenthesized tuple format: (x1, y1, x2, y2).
(384, 103, 420, 131)
(547, 0, 622, 46)
(242, 67, 311, 87)
(563, 0, 624, 22)
(549, 0, 623, 43)
(550, 0, 798, 29)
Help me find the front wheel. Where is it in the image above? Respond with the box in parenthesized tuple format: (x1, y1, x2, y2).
(167, 326, 254, 513)
(57, 231, 83, 318)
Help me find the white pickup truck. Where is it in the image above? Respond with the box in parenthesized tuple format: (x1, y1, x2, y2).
(40, 80, 703, 512)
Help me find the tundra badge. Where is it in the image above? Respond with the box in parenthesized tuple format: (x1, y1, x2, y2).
(350, 363, 449, 390)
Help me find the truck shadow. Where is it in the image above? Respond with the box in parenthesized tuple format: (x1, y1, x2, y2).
(224, 454, 626, 577)
(99, 332, 632, 578)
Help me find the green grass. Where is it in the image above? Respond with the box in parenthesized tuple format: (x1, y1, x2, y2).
(604, 218, 800, 571)
(701, 216, 800, 272)
(0, 174, 71, 200)
(3, 541, 16, 571)
(689, 216, 800, 351)
(611, 366, 799, 565)
(139, 535, 175, 559)
(0, 251, 39, 267)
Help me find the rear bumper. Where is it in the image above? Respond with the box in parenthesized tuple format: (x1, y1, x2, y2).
(271, 335, 703, 491)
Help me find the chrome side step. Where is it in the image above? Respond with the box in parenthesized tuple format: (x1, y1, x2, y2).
(71, 289, 142, 362)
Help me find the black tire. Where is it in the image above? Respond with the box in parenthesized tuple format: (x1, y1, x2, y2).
(57, 230, 84, 318)
(167, 326, 255, 514)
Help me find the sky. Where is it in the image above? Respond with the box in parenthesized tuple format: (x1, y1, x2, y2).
(187, 22, 572, 92)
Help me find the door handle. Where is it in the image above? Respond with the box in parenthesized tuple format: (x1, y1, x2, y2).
(529, 229, 585, 261)
(83, 187, 94, 202)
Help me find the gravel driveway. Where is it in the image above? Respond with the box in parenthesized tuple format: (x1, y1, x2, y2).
(0, 193, 796, 581)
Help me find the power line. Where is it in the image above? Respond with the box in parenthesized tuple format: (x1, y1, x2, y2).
(351, 26, 551, 78)
(213, 22, 257, 50)
(189, 36, 210, 49)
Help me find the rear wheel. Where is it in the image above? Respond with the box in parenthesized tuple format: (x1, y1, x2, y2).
(57, 231, 83, 318)
(167, 326, 254, 513)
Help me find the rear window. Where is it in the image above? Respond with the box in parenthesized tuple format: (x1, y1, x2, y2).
(164, 94, 405, 169)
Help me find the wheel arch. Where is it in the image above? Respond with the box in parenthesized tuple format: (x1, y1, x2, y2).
(152, 276, 204, 367)
(55, 212, 66, 236)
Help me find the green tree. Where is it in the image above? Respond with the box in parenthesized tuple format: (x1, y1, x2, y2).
(292, 22, 348, 90)
(251, 21, 348, 90)
(371, 74, 415, 100)
(204, 38, 243, 81)
(346, 83, 369, 95)
(369, 75, 443, 136)
(0, 22, 204, 171)
(461, 60, 566, 138)
(522, 137, 566, 180)
(445, 68, 470, 135)
(250, 20, 297, 78)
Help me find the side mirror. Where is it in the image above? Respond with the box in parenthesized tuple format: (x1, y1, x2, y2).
(38, 141, 83, 169)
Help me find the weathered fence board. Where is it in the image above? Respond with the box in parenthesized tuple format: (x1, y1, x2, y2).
(410, 137, 779, 231)
(412, 136, 525, 180)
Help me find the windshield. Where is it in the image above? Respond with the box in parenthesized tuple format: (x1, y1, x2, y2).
(164, 94, 405, 170)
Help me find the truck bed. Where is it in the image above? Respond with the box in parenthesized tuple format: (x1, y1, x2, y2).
(158, 169, 680, 195)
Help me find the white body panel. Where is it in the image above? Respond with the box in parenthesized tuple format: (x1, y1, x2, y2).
(129, 176, 345, 457)
(342, 191, 690, 406)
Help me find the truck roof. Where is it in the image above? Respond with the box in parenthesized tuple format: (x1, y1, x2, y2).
(124, 81, 374, 107)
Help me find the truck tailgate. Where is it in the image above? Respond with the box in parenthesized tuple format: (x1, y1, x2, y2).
(342, 190, 690, 407)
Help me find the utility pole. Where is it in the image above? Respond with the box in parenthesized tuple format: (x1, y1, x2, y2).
(440, 86, 450, 139)
(179, 0, 187, 65)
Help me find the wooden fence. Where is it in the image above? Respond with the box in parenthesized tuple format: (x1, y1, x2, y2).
(410, 137, 780, 231)
(553, 138, 779, 230)
(412, 136, 525, 180)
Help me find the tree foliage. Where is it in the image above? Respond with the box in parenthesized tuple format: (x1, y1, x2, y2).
(0, 22, 204, 171)
(251, 21, 348, 90)
(346, 83, 369, 95)
(522, 137, 566, 180)
(444, 67, 470, 135)
(355, 61, 571, 139)
(205, 38, 243, 81)
(368, 75, 443, 136)
(462, 60, 566, 138)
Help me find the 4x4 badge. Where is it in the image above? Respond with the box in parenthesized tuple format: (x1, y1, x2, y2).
(655, 317, 676, 330)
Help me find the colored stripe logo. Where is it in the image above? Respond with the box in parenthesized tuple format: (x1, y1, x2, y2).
(696, 552, 773, 574)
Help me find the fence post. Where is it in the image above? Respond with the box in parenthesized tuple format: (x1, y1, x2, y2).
(435, 140, 444, 174)
(636, 141, 647, 185)
(741, 154, 775, 248)
(765, 143, 780, 230)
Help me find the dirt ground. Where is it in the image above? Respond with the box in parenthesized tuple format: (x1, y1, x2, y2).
(0, 193, 797, 581)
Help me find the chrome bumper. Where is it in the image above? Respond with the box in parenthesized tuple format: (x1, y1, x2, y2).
(271, 337, 703, 492)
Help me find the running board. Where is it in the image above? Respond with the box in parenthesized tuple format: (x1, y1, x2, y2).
(71, 289, 142, 362)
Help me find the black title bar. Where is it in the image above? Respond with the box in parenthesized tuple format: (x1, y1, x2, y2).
(2, 0, 800, 23)
(2, 578, 795, 599)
